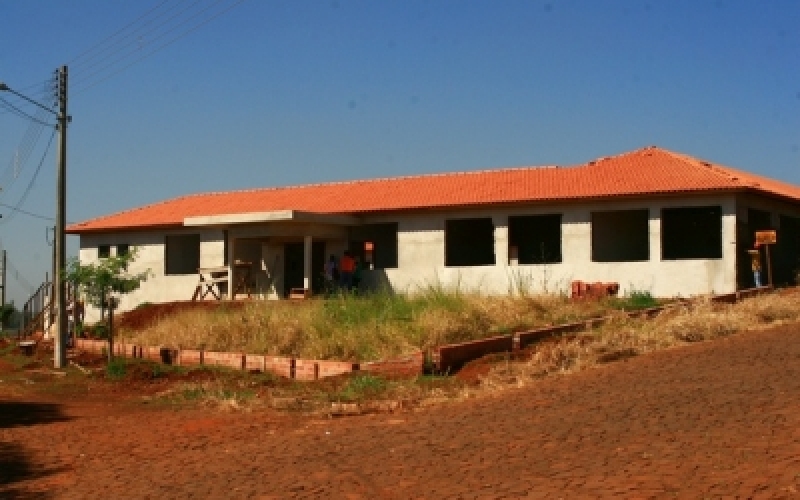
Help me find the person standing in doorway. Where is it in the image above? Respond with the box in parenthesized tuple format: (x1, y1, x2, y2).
(324, 255, 338, 293)
(339, 251, 356, 290)
(748, 247, 762, 288)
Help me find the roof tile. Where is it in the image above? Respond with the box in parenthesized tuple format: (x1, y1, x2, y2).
(67, 146, 800, 233)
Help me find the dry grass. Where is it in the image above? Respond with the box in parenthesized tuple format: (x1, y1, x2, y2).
(483, 291, 800, 389)
(117, 290, 628, 361)
(88, 289, 800, 413)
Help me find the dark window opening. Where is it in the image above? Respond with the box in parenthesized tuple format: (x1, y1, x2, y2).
(446, 218, 495, 266)
(591, 209, 649, 262)
(748, 208, 772, 233)
(509, 214, 562, 264)
(661, 206, 722, 259)
(777, 215, 800, 285)
(165, 234, 200, 275)
(116, 244, 130, 257)
(349, 223, 398, 269)
(98, 245, 110, 259)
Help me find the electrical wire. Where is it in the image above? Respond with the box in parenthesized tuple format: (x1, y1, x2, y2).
(4, 256, 35, 294)
(0, 113, 49, 199)
(0, 76, 56, 198)
(68, 0, 175, 67)
(71, 0, 247, 95)
(69, 0, 196, 76)
(0, 97, 54, 126)
(0, 127, 57, 225)
(0, 202, 63, 223)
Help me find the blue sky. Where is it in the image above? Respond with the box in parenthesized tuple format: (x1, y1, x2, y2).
(1, 0, 799, 305)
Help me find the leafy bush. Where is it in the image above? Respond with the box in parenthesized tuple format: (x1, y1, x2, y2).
(609, 290, 659, 311)
(106, 358, 127, 380)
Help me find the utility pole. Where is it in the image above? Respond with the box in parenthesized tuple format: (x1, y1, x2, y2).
(1, 250, 6, 307)
(54, 65, 68, 369)
(1, 249, 6, 331)
(0, 68, 69, 361)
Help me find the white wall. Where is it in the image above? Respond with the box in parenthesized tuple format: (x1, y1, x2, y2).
(361, 194, 738, 298)
(78, 193, 744, 320)
(78, 227, 225, 322)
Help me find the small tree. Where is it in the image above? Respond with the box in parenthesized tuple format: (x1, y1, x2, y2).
(63, 248, 150, 362)
(0, 302, 18, 331)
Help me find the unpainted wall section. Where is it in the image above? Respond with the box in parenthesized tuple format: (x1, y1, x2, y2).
(359, 194, 737, 298)
(78, 228, 225, 321)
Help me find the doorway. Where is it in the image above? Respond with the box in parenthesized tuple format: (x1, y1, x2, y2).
(282, 242, 326, 297)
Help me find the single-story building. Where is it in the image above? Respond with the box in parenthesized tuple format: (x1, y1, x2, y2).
(67, 146, 800, 319)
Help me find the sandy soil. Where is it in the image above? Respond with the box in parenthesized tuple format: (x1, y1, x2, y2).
(2, 322, 800, 499)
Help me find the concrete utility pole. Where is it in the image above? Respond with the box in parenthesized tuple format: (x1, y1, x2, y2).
(1, 250, 6, 307)
(1, 249, 6, 331)
(0, 66, 69, 367)
(54, 65, 68, 369)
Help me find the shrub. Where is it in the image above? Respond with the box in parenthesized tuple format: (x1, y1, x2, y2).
(106, 358, 127, 380)
(608, 290, 659, 311)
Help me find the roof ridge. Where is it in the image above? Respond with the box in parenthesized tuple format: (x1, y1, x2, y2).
(180, 163, 564, 199)
(651, 148, 754, 187)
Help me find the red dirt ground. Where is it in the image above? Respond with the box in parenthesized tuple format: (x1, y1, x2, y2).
(3, 323, 800, 498)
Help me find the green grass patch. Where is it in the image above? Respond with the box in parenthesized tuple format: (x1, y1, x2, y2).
(333, 374, 389, 402)
(105, 358, 127, 380)
(607, 290, 660, 311)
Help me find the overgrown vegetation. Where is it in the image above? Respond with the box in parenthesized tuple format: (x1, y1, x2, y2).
(484, 292, 800, 388)
(3, 290, 799, 414)
(117, 289, 616, 361)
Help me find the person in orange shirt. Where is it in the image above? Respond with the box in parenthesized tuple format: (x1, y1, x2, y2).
(339, 251, 356, 290)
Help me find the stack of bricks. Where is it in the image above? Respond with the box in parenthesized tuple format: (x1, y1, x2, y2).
(570, 281, 620, 300)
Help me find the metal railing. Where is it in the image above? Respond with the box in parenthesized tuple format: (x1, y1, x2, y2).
(20, 281, 53, 339)
(19, 281, 77, 340)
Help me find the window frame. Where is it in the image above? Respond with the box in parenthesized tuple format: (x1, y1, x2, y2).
(164, 234, 201, 276)
(445, 217, 496, 267)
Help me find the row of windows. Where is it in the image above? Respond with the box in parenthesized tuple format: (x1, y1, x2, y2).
(155, 206, 724, 275)
(448, 206, 723, 266)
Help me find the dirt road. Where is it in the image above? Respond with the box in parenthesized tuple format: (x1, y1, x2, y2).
(2, 323, 800, 499)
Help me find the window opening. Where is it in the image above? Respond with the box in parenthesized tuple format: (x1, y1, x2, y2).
(591, 209, 649, 262)
(508, 214, 562, 264)
(445, 218, 495, 266)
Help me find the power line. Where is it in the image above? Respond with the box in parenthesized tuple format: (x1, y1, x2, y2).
(0, 75, 57, 198)
(0, 127, 57, 225)
(0, 202, 66, 223)
(0, 112, 49, 200)
(71, 0, 247, 95)
(69, 0, 175, 66)
(69, 0, 196, 75)
(0, 97, 55, 126)
(3, 255, 35, 294)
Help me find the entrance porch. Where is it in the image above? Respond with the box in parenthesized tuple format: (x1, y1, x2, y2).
(184, 210, 360, 300)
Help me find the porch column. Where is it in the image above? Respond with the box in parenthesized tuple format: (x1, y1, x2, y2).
(227, 236, 235, 299)
(303, 235, 312, 290)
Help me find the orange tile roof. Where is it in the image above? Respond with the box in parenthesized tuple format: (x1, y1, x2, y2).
(67, 146, 800, 234)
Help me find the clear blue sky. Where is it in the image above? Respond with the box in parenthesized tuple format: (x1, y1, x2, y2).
(1, 0, 799, 306)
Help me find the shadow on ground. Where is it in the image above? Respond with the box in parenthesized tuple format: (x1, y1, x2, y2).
(0, 442, 61, 500)
(0, 402, 70, 430)
(0, 402, 70, 499)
